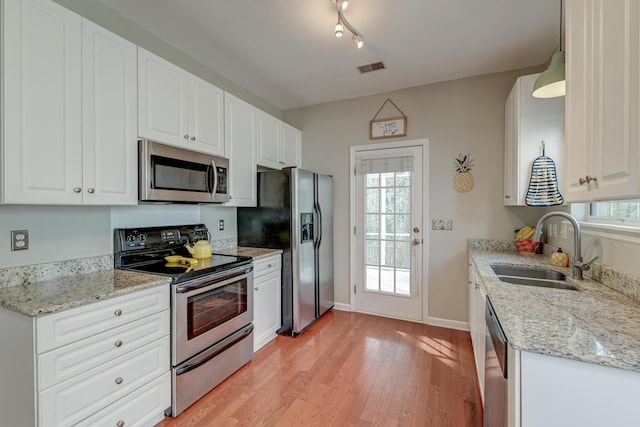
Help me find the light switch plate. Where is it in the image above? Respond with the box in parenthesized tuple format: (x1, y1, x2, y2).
(432, 219, 453, 230)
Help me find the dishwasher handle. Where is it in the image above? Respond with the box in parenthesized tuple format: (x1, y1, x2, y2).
(486, 298, 508, 379)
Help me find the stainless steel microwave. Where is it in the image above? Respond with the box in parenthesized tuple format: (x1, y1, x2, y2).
(139, 140, 230, 204)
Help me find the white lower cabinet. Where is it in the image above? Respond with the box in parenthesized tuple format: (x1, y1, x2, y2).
(253, 254, 282, 352)
(511, 350, 640, 427)
(468, 259, 486, 402)
(0, 285, 171, 426)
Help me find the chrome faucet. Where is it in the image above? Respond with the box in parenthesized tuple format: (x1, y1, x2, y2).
(534, 211, 598, 280)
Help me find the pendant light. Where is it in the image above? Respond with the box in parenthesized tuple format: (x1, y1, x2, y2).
(532, 0, 565, 98)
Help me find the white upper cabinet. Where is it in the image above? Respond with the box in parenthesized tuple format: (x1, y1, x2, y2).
(257, 111, 302, 170)
(504, 73, 565, 206)
(225, 93, 257, 207)
(82, 19, 138, 205)
(1, 0, 137, 205)
(2, 0, 83, 204)
(257, 111, 281, 169)
(565, 0, 640, 202)
(281, 121, 302, 169)
(138, 48, 225, 157)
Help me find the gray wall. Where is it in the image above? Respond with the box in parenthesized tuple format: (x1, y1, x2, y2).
(284, 67, 553, 324)
(52, 0, 282, 118)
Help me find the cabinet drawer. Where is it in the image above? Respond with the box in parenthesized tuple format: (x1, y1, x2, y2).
(38, 310, 169, 391)
(37, 285, 169, 353)
(254, 255, 281, 279)
(39, 336, 170, 427)
(75, 371, 171, 427)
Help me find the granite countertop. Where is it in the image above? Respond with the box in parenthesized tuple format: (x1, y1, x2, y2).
(471, 249, 640, 373)
(0, 269, 170, 317)
(216, 246, 283, 260)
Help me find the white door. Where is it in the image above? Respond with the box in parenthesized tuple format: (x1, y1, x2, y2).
(3, 0, 83, 204)
(354, 146, 423, 321)
(82, 19, 137, 205)
(138, 48, 188, 147)
(188, 75, 225, 156)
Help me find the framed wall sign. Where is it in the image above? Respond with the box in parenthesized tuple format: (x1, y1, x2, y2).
(369, 99, 408, 140)
(370, 116, 407, 139)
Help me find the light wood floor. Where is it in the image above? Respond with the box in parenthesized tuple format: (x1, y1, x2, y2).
(158, 311, 482, 427)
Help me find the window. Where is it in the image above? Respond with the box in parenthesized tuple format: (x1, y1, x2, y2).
(589, 200, 640, 225)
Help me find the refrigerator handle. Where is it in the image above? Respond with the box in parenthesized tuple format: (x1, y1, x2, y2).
(314, 202, 323, 249)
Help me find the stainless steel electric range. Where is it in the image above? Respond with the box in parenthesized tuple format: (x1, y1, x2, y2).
(114, 224, 254, 417)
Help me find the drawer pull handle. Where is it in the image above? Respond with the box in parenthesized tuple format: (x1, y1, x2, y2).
(114, 340, 123, 348)
(115, 377, 123, 385)
(117, 421, 125, 427)
(114, 309, 122, 317)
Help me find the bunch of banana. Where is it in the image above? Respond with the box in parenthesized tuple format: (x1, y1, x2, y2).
(515, 226, 535, 241)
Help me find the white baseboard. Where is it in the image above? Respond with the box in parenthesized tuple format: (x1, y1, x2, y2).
(332, 302, 351, 312)
(427, 316, 469, 332)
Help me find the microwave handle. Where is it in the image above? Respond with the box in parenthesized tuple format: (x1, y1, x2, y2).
(208, 159, 218, 198)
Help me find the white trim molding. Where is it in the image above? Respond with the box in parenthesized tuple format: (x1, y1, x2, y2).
(427, 316, 470, 332)
(581, 221, 640, 245)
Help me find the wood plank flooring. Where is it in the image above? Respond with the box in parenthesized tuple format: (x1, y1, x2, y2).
(158, 311, 482, 427)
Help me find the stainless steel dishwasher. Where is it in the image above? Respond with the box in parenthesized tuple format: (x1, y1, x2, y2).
(485, 298, 508, 427)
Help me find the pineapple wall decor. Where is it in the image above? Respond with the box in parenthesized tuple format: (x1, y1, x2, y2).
(453, 153, 475, 193)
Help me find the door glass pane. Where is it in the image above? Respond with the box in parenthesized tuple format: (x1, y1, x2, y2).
(363, 171, 413, 297)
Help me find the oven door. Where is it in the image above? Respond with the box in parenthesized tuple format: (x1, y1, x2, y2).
(172, 264, 253, 365)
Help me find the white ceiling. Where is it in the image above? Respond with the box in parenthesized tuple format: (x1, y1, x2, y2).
(97, 0, 561, 110)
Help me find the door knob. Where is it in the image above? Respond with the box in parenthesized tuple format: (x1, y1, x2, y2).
(413, 239, 421, 245)
(413, 227, 420, 233)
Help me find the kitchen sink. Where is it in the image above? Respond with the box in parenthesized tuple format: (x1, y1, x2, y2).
(490, 264, 577, 291)
(490, 265, 566, 281)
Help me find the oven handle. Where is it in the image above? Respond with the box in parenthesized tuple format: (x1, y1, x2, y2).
(175, 323, 254, 376)
(175, 264, 253, 294)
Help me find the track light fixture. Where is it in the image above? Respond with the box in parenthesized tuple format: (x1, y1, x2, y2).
(331, 0, 364, 49)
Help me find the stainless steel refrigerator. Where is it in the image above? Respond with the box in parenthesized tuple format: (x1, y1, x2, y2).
(237, 167, 334, 336)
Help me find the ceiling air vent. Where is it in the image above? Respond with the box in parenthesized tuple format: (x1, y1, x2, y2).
(357, 61, 386, 74)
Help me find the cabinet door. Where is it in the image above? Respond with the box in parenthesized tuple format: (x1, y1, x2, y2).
(138, 48, 188, 147)
(257, 111, 281, 169)
(280, 122, 302, 168)
(565, 0, 596, 202)
(591, 0, 640, 200)
(82, 19, 137, 205)
(504, 84, 518, 205)
(254, 271, 281, 352)
(225, 93, 257, 207)
(2, 0, 83, 204)
(188, 75, 226, 156)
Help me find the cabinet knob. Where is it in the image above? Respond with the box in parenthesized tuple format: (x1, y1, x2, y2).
(267, 264, 272, 268)
(191, 136, 196, 141)
(115, 377, 123, 385)
(114, 340, 123, 348)
(184, 135, 189, 139)
(504, 195, 511, 199)
(413, 227, 420, 233)
(255, 287, 259, 291)
(73, 187, 82, 193)
(114, 309, 122, 317)
(87, 188, 95, 194)
(278, 161, 285, 165)
(585, 175, 597, 183)
(116, 421, 125, 427)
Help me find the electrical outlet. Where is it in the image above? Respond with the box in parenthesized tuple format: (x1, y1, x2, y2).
(431, 219, 453, 230)
(218, 219, 224, 231)
(11, 230, 29, 251)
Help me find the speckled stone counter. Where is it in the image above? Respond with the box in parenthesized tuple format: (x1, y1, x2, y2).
(470, 249, 640, 373)
(0, 269, 170, 317)
(215, 246, 283, 260)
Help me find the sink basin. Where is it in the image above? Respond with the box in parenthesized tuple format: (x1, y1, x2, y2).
(490, 264, 577, 291)
(491, 265, 566, 281)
